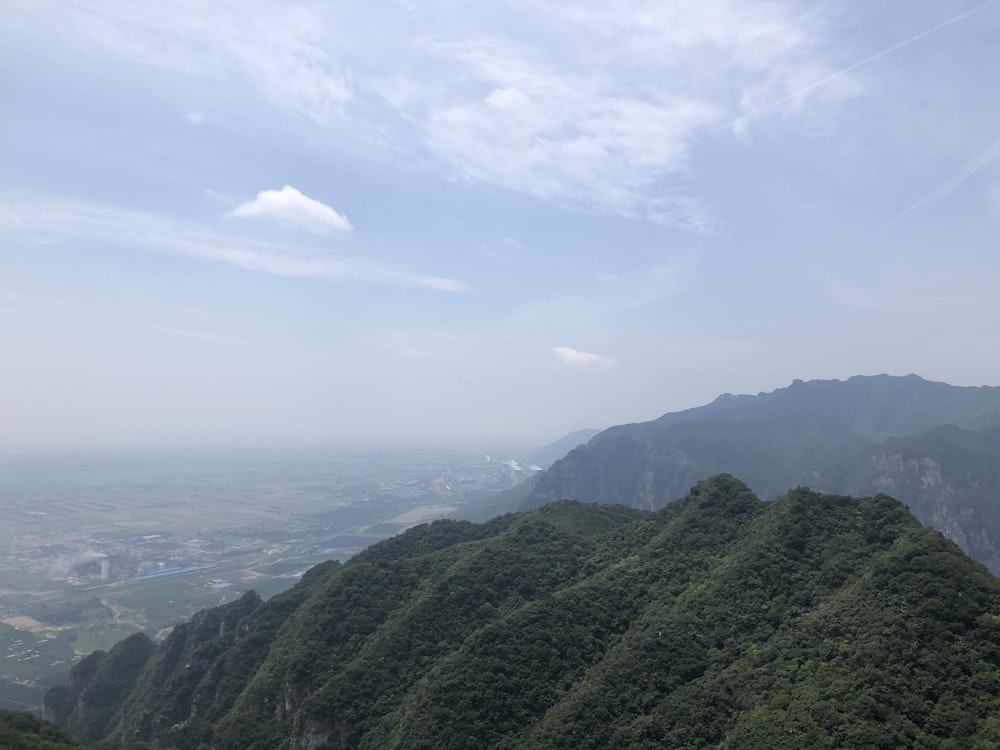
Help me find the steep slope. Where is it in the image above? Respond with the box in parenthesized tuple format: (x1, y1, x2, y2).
(527, 428, 603, 470)
(853, 425, 1000, 571)
(0, 708, 150, 750)
(47, 476, 1000, 749)
(47, 558, 344, 749)
(456, 473, 537, 523)
(43, 632, 153, 743)
(621, 373, 1000, 440)
(519, 375, 1000, 571)
(211, 503, 643, 750)
(454, 429, 604, 523)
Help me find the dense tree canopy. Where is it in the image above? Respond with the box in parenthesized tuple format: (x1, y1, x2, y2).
(0, 708, 155, 750)
(47, 476, 1000, 749)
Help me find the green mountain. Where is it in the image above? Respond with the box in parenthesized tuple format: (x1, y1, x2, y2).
(46, 476, 1000, 749)
(518, 375, 1000, 572)
(0, 708, 151, 750)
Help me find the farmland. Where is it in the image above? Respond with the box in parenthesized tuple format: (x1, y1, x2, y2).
(0, 445, 535, 711)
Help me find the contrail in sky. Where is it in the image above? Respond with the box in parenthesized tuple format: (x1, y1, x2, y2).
(886, 139, 1000, 229)
(728, 0, 997, 132)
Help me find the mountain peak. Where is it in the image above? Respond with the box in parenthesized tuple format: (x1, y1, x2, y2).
(514, 375, 1000, 572)
(43, 478, 1000, 749)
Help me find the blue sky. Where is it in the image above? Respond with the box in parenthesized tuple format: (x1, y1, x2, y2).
(3, 0, 999, 449)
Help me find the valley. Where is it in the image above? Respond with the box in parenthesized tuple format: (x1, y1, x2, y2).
(6, 374, 1000, 748)
(41, 476, 1000, 749)
(0, 446, 542, 711)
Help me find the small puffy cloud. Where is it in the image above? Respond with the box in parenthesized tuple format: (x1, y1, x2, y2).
(4, 192, 461, 291)
(553, 345, 613, 367)
(226, 185, 352, 233)
(20, 2, 878, 228)
(186, 111, 205, 126)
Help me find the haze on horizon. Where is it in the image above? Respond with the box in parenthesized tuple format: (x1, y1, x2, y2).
(3, 1, 1000, 451)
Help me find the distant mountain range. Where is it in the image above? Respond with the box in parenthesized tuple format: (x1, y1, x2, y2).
(467, 375, 1000, 573)
(42, 476, 1000, 749)
(34, 374, 1000, 749)
(527, 428, 603, 470)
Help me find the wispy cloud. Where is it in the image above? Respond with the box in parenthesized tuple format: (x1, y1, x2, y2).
(26, 2, 990, 232)
(422, 57, 718, 228)
(45, 3, 354, 125)
(553, 345, 613, 367)
(730, 1, 995, 135)
(13, 1, 862, 229)
(888, 139, 1000, 228)
(0, 192, 463, 292)
(226, 185, 352, 233)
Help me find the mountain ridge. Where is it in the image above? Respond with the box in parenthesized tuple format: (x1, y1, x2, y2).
(514, 375, 1000, 571)
(45, 475, 1000, 749)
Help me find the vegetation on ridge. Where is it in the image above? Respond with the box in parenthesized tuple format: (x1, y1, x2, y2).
(516, 375, 1000, 574)
(46, 475, 1000, 749)
(0, 708, 154, 750)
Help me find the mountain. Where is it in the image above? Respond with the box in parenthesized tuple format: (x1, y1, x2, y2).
(0, 708, 148, 749)
(857, 425, 1000, 569)
(46, 476, 1000, 749)
(527, 428, 603, 470)
(518, 375, 1000, 572)
(452, 429, 605, 524)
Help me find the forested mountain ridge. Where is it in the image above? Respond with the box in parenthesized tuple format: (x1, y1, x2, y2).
(0, 707, 152, 750)
(520, 375, 1000, 572)
(47, 476, 1000, 749)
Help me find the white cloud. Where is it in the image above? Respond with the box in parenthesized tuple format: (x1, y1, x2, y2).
(226, 185, 352, 233)
(889, 140, 1000, 228)
(0, 192, 462, 291)
(553, 345, 613, 367)
(730, 2, 992, 138)
(28, 1, 985, 231)
(14, 1, 863, 229)
(185, 111, 205, 126)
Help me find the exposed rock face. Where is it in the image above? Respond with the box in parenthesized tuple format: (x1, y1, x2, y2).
(870, 454, 943, 490)
(41, 478, 1000, 749)
(865, 435, 1000, 574)
(531, 438, 699, 511)
(517, 377, 1000, 574)
(929, 502, 1000, 573)
(289, 718, 336, 750)
(44, 632, 154, 743)
(279, 683, 307, 720)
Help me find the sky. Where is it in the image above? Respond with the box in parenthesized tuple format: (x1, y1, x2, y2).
(3, 0, 1000, 450)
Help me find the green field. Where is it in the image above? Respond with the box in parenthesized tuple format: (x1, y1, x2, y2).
(0, 446, 527, 710)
